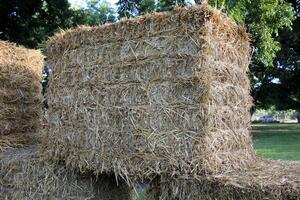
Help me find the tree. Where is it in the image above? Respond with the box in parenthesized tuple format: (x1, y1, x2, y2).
(275, 0, 300, 111)
(0, 0, 74, 48)
(117, 0, 157, 18)
(208, 0, 295, 67)
(237, 0, 300, 123)
(157, 0, 187, 11)
(84, 0, 116, 25)
(140, 0, 156, 14)
(117, 0, 142, 18)
(116, 0, 188, 18)
(0, 0, 117, 47)
(254, 0, 300, 113)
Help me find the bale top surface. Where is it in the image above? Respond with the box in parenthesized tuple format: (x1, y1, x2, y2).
(0, 40, 44, 73)
(46, 4, 249, 58)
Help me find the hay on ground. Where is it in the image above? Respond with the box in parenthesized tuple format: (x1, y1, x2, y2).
(44, 4, 257, 182)
(0, 145, 134, 200)
(0, 41, 43, 148)
(144, 160, 300, 200)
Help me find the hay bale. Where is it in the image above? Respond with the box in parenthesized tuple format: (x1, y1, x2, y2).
(145, 161, 300, 200)
(44, 4, 257, 181)
(0, 133, 33, 152)
(0, 41, 43, 140)
(0, 145, 134, 200)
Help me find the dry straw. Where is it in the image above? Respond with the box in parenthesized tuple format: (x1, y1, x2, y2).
(44, 4, 257, 183)
(0, 41, 43, 149)
(144, 160, 300, 200)
(0, 145, 134, 200)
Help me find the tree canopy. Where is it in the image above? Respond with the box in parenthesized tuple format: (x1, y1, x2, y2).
(75, 0, 116, 25)
(253, 0, 300, 111)
(0, 0, 74, 48)
(209, 0, 295, 67)
(204, 0, 299, 112)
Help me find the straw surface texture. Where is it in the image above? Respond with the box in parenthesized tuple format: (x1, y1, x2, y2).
(44, 5, 257, 182)
(0, 41, 43, 147)
(0, 145, 134, 200)
(145, 160, 300, 200)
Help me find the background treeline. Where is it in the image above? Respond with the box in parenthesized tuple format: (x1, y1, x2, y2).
(0, 0, 299, 115)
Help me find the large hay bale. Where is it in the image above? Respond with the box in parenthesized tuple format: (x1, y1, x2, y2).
(44, 4, 257, 181)
(0, 145, 134, 200)
(144, 161, 300, 200)
(0, 41, 43, 139)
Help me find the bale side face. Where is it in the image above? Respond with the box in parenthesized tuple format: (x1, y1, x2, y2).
(145, 161, 300, 200)
(44, 5, 256, 181)
(0, 146, 134, 200)
(0, 41, 43, 136)
(195, 10, 256, 174)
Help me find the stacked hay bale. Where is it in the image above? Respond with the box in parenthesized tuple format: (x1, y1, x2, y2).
(0, 145, 133, 200)
(144, 161, 300, 200)
(44, 4, 256, 182)
(0, 41, 134, 200)
(0, 41, 43, 149)
(43, 4, 300, 199)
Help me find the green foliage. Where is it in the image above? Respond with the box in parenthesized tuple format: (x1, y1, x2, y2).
(274, 0, 300, 111)
(250, 0, 300, 111)
(117, 0, 141, 18)
(209, 0, 295, 67)
(117, 0, 158, 18)
(116, 0, 188, 18)
(0, 0, 117, 48)
(140, 0, 156, 15)
(0, 0, 74, 48)
(84, 0, 116, 25)
(67, 0, 117, 26)
(157, 0, 187, 12)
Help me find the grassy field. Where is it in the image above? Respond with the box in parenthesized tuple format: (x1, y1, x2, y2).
(252, 123, 300, 160)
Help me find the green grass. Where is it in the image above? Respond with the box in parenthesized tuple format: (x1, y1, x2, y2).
(252, 123, 300, 160)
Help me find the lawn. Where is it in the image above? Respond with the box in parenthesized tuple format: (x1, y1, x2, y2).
(252, 123, 300, 160)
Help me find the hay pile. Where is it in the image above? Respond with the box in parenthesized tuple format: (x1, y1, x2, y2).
(144, 160, 300, 200)
(0, 40, 136, 200)
(0, 145, 134, 200)
(0, 41, 43, 148)
(44, 4, 257, 181)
